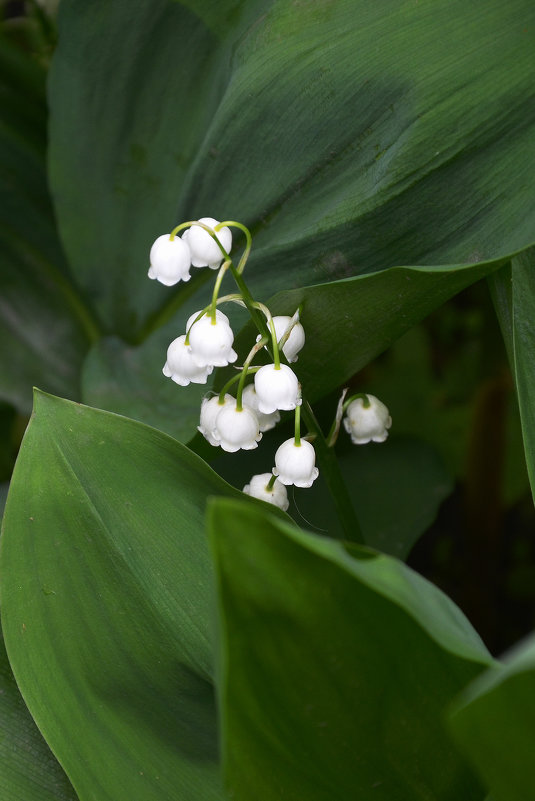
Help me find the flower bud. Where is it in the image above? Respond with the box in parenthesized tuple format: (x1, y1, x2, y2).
(163, 335, 213, 386)
(343, 394, 392, 444)
(213, 400, 262, 453)
(242, 384, 281, 432)
(243, 473, 289, 511)
(182, 217, 232, 269)
(254, 364, 299, 414)
(148, 234, 192, 286)
(198, 394, 234, 446)
(273, 438, 319, 488)
(187, 310, 238, 368)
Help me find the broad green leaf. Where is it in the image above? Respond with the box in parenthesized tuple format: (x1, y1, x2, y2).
(0, 390, 248, 801)
(48, 0, 236, 335)
(209, 498, 493, 801)
(489, 248, 535, 502)
(49, 0, 535, 337)
(449, 632, 535, 801)
(0, 34, 93, 413)
(0, 630, 78, 801)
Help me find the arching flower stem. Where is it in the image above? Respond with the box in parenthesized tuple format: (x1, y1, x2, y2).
(210, 260, 232, 323)
(217, 221, 252, 274)
(342, 392, 371, 412)
(170, 220, 230, 262)
(218, 339, 267, 407)
(235, 338, 268, 410)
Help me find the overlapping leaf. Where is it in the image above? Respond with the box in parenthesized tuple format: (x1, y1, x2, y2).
(0, 391, 251, 801)
(209, 498, 493, 800)
(450, 632, 535, 801)
(0, 631, 78, 801)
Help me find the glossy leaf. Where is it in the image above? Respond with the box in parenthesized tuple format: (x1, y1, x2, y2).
(0, 34, 92, 413)
(48, 0, 535, 336)
(0, 390, 245, 801)
(209, 498, 493, 801)
(450, 632, 535, 801)
(0, 630, 78, 801)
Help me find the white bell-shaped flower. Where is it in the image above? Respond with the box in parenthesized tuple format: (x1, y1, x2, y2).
(254, 363, 299, 414)
(212, 399, 262, 453)
(182, 217, 232, 269)
(186, 307, 229, 330)
(242, 384, 281, 432)
(187, 309, 238, 368)
(243, 473, 289, 512)
(163, 335, 213, 386)
(343, 394, 392, 444)
(198, 394, 234, 446)
(273, 438, 319, 488)
(256, 316, 305, 363)
(148, 234, 192, 286)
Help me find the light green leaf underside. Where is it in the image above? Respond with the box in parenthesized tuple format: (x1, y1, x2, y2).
(0, 390, 254, 801)
(48, 0, 535, 335)
(209, 498, 493, 801)
(449, 632, 535, 801)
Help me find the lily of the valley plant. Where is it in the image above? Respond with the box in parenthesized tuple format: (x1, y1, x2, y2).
(149, 217, 392, 510)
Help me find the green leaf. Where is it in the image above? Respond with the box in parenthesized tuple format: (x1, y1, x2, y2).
(449, 632, 535, 801)
(80, 283, 226, 440)
(0, 390, 246, 801)
(48, 0, 234, 335)
(81, 335, 213, 442)
(209, 498, 493, 801)
(0, 34, 93, 413)
(48, 0, 535, 337)
(0, 629, 78, 801)
(489, 248, 535, 502)
(226, 258, 511, 406)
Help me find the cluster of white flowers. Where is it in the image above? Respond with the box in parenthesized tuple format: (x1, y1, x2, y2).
(148, 217, 232, 286)
(149, 217, 391, 514)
